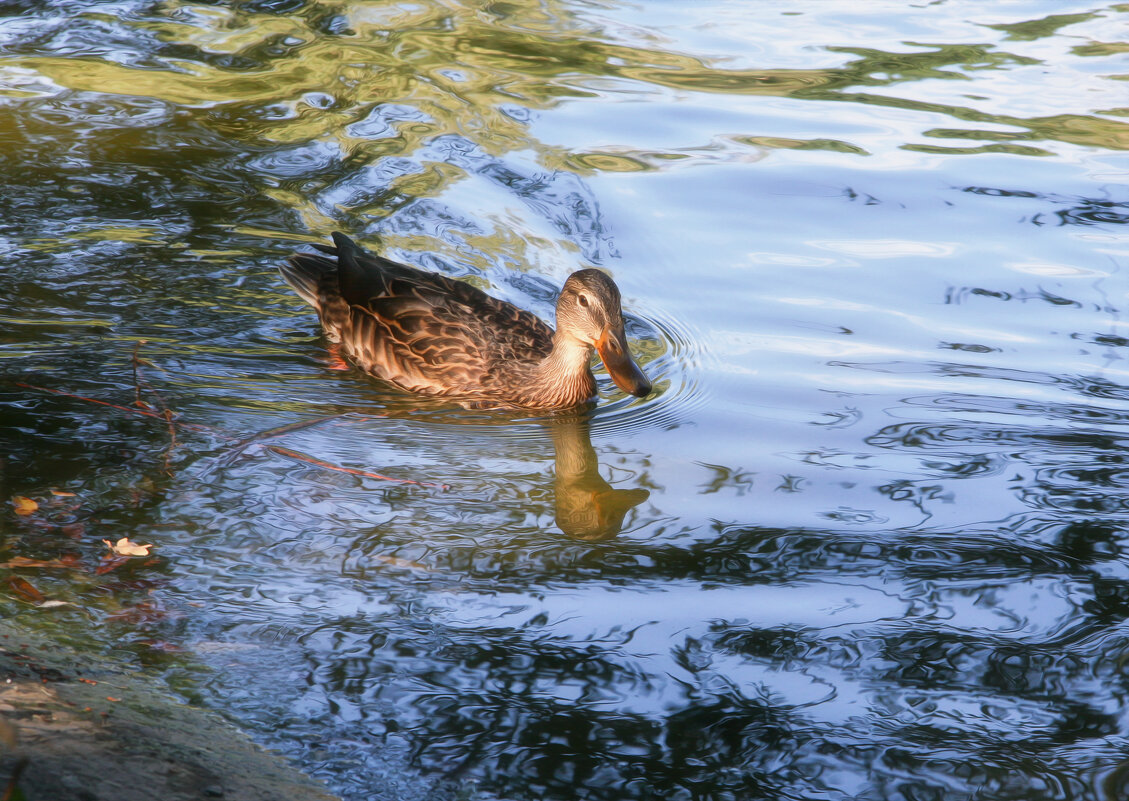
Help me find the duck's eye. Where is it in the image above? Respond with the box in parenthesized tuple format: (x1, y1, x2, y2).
(577, 294, 589, 307)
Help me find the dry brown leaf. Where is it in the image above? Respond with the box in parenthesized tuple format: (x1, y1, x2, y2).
(0, 557, 77, 570)
(50, 489, 76, 498)
(95, 556, 131, 575)
(11, 496, 37, 516)
(60, 523, 85, 539)
(101, 538, 153, 557)
(6, 575, 45, 604)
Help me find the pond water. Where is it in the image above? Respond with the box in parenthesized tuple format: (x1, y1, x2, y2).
(3, 0, 1129, 798)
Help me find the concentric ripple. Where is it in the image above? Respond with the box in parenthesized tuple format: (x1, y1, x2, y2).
(589, 300, 708, 437)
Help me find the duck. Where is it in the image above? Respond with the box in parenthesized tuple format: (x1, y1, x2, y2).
(279, 232, 652, 410)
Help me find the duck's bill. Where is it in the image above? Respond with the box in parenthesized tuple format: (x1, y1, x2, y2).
(596, 327, 652, 398)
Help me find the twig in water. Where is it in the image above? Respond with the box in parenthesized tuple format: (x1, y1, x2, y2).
(160, 408, 178, 474)
(17, 370, 453, 491)
(198, 414, 354, 477)
(14, 382, 218, 435)
(131, 340, 179, 473)
(267, 445, 448, 489)
(18, 382, 164, 422)
(131, 340, 148, 410)
(233, 414, 358, 449)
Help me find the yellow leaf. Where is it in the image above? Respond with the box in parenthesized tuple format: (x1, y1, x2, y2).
(11, 496, 37, 516)
(102, 537, 153, 557)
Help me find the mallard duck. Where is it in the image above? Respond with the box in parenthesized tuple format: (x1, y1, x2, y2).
(280, 233, 652, 410)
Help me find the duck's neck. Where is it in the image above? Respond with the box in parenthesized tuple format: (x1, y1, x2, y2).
(531, 332, 597, 407)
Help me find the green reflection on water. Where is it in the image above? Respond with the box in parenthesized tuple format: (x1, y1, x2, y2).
(6, 0, 1126, 190)
(986, 11, 1100, 41)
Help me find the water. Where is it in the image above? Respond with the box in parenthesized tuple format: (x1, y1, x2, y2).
(3, 0, 1129, 798)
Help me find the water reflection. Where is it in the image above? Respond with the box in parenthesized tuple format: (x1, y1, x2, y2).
(5, 0, 1129, 800)
(547, 413, 649, 540)
(259, 405, 655, 542)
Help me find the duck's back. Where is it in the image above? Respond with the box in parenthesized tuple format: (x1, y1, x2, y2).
(280, 233, 555, 400)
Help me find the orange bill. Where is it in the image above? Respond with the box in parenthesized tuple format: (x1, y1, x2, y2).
(595, 327, 652, 398)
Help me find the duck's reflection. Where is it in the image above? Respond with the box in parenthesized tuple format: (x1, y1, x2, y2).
(251, 402, 650, 541)
(544, 413, 649, 541)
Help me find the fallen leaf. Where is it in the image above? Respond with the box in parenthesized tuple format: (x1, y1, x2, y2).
(38, 600, 73, 609)
(0, 557, 78, 570)
(95, 556, 131, 575)
(6, 576, 45, 604)
(11, 496, 37, 516)
(50, 490, 76, 498)
(101, 538, 153, 557)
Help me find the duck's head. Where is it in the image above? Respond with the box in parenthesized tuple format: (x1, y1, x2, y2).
(556, 269, 652, 398)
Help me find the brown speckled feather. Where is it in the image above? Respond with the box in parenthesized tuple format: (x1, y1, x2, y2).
(282, 234, 572, 407)
(281, 233, 651, 410)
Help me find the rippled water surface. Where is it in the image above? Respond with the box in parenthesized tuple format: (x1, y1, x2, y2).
(3, 1, 1129, 798)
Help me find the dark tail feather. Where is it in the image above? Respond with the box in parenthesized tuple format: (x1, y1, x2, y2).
(330, 232, 371, 303)
(282, 233, 387, 308)
(279, 252, 336, 307)
(331, 231, 361, 256)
